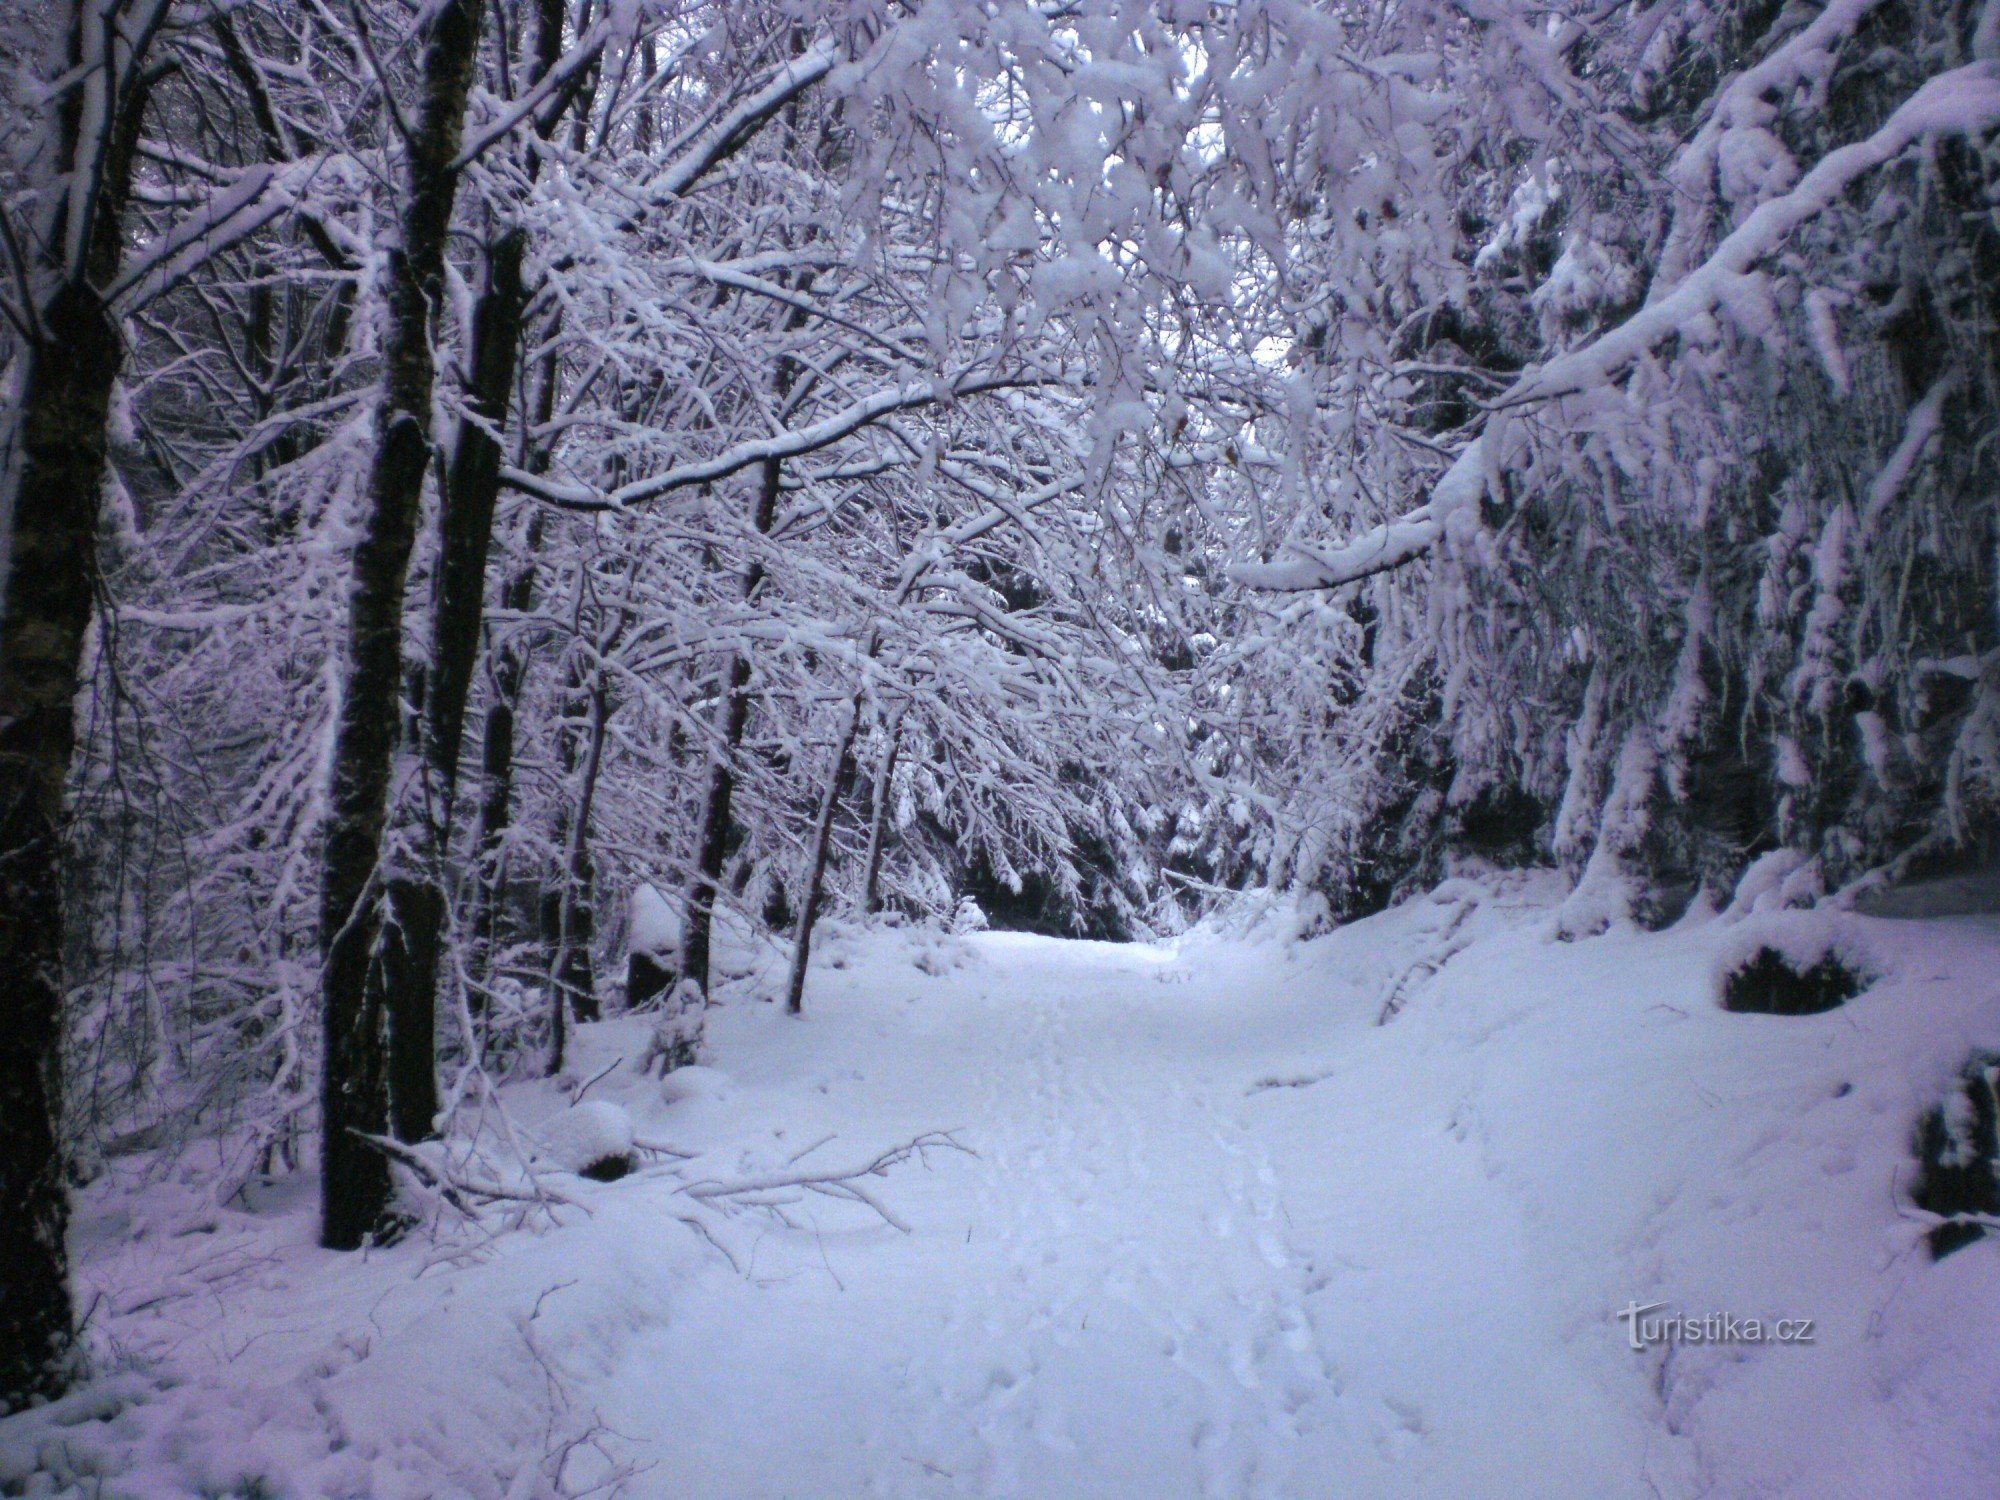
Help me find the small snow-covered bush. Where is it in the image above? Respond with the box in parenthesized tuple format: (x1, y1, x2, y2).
(638, 980, 705, 1077)
(1912, 1053, 2000, 1259)
(1713, 916, 1876, 1015)
(626, 885, 683, 1009)
(533, 1101, 637, 1182)
(1721, 949, 1865, 1016)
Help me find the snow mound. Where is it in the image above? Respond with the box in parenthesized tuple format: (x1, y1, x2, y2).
(629, 882, 682, 957)
(532, 1101, 636, 1178)
(660, 1064, 731, 1105)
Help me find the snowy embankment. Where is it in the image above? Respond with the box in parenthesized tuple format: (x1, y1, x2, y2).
(8, 874, 2000, 1498)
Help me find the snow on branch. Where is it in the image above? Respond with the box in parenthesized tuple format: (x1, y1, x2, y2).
(106, 155, 332, 312)
(1226, 438, 1482, 591)
(1230, 60, 2000, 594)
(448, 13, 622, 171)
(1509, 62, 2000, 407)
(643, 38, 840, 205)
(353, 1130, 584, 1217)
(502, 372, 1042, 511)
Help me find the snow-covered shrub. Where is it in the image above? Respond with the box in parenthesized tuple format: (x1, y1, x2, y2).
(532, 1101, 637, 1183)
(638, 981, 706, 1078)
(625, 885, 683, 1010)
(1913, 1053, 2000, 1259)
(1713, 914, 1876, 1015)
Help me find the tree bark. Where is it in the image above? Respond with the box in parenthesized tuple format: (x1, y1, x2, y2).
(384, 0, 568, 1068)
(429, 229, 528, 829)
(0, 6, 151, 1406)
(682, 652, 752, 1000)
(681, 455, 783, 997)
(784, 700, 863, 1015)
(0, 281, 120, 1407)
(467, 324, 558, 993)
(860, 703, 907, 915)
(379, 876, 446, 1142)
(319, 0, 485, 1252)
(469, 513, 541, 982)
(549, 668, 610, 1073)
(374, 224, 528, 1139)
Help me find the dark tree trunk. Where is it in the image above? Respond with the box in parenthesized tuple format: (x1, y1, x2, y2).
(429, 229, 528, 825)
(784, 703, 863, 1015)
(682, 652, 753, 1000)
(367, 0, 564, 1142)
(471, 589, 528, 973)
(379, 877, 445, 1143)
(405, 0, 562, 964)
(682, 456, 783, 997)
(0, 11, 151, 1405)
(0, 281, 120, 1409)
(319, 0, 485, 1252)
(469, 444, 552, 986)
(861, 705, 906, 915)
(373, 225, 529, 1137)
(549, 670, 610, 1073)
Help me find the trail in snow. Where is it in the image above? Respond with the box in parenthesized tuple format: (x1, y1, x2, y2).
(20, 886, 2000, 1499)
(869, 940, 1339, 1500)
(587, 921, 1652, 1499)
(573, 898, 2000, 1500)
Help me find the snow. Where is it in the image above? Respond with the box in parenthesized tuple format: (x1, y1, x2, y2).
(1233, 58, 2000, 597)
(1225, 439, 1484, 592)
(10, 884, 2000, 1496)
(1518, 61, 2000, 406)
(531, 1100, 637, 1176)
(628, 883, 682, 959)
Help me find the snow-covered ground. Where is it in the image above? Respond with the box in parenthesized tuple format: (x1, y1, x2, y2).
(10, 874, 2000, 1498)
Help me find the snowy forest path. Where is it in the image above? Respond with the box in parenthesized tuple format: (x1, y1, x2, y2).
(582, 924, 1656, 1499)
(867, 939, 1345, 1500)
(43, 906, 2000, 1500)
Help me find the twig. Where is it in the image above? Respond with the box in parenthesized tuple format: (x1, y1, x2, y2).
(351, 1129, 581, 1211)
(569, 1056, 622, 1104)
(631, 1134, 699, 1160)
(679, 1130, 970, 1234)
(784, 1131, 837, 1166)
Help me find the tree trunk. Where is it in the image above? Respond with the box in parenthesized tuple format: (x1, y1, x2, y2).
(470, 551, 534, 979)
(0, 8, 151, 1405)
(549, 669, 610, 1073)
(861, 703, 907, 915)
(0, 281, 121, 1408)
(319, 0, 485, 1252)
(387, 0, 567, 1063)
(682, 455, 784, 997)
(784, 701, 864, 1015)
(374, 225, 528, 1138)
(682, 652, 752, 1001)
(380, 877, 445, 1142)
(468, 354, 554, 995)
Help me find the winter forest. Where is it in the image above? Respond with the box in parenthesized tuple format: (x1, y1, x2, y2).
(3, 0, 2000, 1493)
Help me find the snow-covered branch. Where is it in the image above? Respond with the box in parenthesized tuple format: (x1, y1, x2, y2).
(502, 372, 1045, 511)
(1231, 60, 2000, 594)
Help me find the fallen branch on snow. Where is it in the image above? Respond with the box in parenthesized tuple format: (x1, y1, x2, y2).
(352, 1129, 584, 1216)
(677, 1130, 971, 1234)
